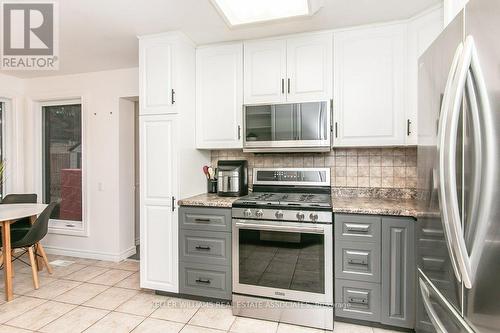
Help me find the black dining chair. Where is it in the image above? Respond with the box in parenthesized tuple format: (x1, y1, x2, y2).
(0, 202, 57, 289)
(1, 194, 38, 231)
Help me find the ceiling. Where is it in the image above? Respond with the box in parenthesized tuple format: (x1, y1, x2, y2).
(3, 0, 441, 78)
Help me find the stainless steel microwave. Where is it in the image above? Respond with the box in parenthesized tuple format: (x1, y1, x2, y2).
(243, 101, 332, 153)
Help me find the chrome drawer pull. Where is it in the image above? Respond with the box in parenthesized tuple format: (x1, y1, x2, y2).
(194, 218, 211, 223)
(348, 259, 368, 266)
(195, 245, 211, 251)
(345, 223, 370, 233)
(195, 278, 211, 284)
(348, 297, 368, 305)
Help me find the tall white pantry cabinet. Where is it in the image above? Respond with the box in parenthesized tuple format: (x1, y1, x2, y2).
(138, 32, 209, 292)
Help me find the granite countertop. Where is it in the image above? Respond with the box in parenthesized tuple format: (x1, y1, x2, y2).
(332, 196, 421, 218)
(179, 193, 423, 218)
(177, 193, 240, 208)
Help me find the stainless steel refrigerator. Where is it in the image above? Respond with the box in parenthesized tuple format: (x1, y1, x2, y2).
(416, 0, 500, 332)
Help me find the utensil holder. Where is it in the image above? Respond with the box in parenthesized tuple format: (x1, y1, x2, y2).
(207, 179, 217, 194)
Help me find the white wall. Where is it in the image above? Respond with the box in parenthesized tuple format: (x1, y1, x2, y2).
(0, 73, 26, 194)
(23, 68, 139, 261)
(118, 97, 136, 257)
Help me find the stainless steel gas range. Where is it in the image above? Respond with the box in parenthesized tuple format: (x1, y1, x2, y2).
(231, 168, 333, 330)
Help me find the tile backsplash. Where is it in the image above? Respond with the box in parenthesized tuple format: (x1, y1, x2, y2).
(210, 147, 417, 191)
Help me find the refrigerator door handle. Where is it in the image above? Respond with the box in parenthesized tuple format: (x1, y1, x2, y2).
(419, 278, 447, 333)
(437, 41, 464, 284)
(444, 36, 494, 289)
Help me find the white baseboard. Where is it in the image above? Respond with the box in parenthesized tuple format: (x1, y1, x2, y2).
(43, 245, 137, 262)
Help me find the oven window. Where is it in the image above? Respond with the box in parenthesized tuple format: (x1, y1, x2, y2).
(238, 229, 325, 294)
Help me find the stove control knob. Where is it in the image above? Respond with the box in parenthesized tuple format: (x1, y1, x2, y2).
(243, 209, 252, 218)
(296, 212, 305, 221)
(275, 210, 284, 219)
(255, 210, 264, 218)
(309, 213, 319, 222)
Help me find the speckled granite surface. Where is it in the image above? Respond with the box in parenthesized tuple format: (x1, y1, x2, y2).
(179, 193, 423, 217)
(178, 193, 239, 208)
(332, 196, 421, 218)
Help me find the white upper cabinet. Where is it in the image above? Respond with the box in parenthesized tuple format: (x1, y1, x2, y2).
(139, 37, 175, 115)
(244, 39, 287, 104)
(196, 43, 243, 149)
(286, 34, 332, 102)
(333, 24, 406, 147)
(244, 34, 332, 104)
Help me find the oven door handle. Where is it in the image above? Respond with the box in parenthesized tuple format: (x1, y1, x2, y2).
(234, 221, 325, 234)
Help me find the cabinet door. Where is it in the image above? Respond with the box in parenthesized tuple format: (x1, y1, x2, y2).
(381, 217, 415, 328)
(140, 115, 178, 292)
(139, 39, 175, 115)
(196, 43, 243, 149)
(333, 24, 406, 146)
(244, 39, 286, 104)
(286, 34, 332, 102)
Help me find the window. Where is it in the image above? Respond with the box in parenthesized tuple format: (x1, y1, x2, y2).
(0, 102, 3, 198)
(42, 102, 83, 230)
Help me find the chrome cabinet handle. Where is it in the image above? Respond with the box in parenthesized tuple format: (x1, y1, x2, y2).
(172, 197, 176, 212)
(171, 89, 176, 104)
(287, 78, 290, 94)
(195, 278, 211, 284)
(194, 218, 211, 223)
(335, 122, 338, 138)
(195, 246, 211, 251)
(281, 79, 285, 94)
(345, 223, 370, 233)
(348, 297, 368, 305)
(348, 259, 368, 266)
(407, 119, 412, 136)
(237, 125, 241, 140)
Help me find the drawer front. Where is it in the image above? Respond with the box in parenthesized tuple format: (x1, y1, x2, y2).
(180, 207, 231, 232)
(335, 240, 381, 283)
(335, 214, 381, 243)
(180, 230, 231, 266)
(335, 279, 381, 322)
(179, 262, 231, 300)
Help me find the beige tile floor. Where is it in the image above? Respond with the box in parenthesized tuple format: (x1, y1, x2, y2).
(0, 253, 400, 333)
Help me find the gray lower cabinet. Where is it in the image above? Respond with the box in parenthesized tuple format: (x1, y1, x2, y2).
(334, 214, 415, 329)
(380, 217, 415, 328)
(179, 207, 232, 300)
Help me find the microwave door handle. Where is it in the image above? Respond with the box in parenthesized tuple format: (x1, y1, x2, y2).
(296, 105, 301, 140)
(319, 103, 325, 140)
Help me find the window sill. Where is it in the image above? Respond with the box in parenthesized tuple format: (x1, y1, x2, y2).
(48, 219, 87, 237)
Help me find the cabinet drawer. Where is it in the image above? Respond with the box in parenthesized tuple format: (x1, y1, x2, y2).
(180, 207, 231, 232)
(335, 214, 381, 243)
(180, 230, 231, 266)
(179, 262, 231, 300)
(335, 240, 381, 283)
(335, 279, 381, 322)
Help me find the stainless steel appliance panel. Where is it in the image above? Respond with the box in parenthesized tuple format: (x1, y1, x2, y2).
(463, 1, 500, 332)
(243, 101, 331, 152)
(232, 219, 333, 305)
(417, 9, 464, 314)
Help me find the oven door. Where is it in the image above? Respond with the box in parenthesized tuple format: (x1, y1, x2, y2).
(232, 219, 333, 305)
